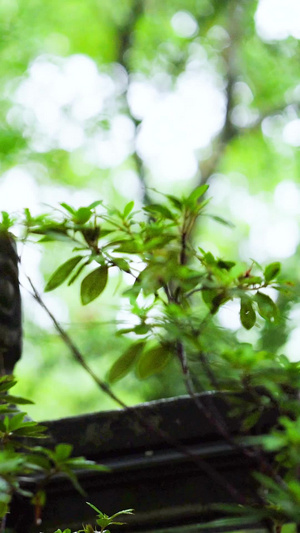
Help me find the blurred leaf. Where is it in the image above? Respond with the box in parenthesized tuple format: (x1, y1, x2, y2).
(207, 214, 235, 228)
(166, 195, 183, 210)
(0, 212, 15, 231)
(4, 394, 33, 405)
(133, 324, 151, 335)
(53, 443, 73, 462)
(45, 256, 83, 292)
(264, 262, 281, 282)
(187, 185, 209, 205)
(60, 202, 75, 215)
(111, 257, 131, 273)
(68, 260, 89, 286)
(110, 509, 134, 519)
(123, 200, 135, 218)
(240, 296, 256, 330)
(73, 207, 92, 224)
(86, 501, 103, 515)
(108, 341, 146, 383)
(136, 345, 172, 379)
(81, 265, 108, 305)
(254, 291, 279, 322)
(88, 200, 103, 209)
(65, 458, 108, 472)
(143, 204, 175, 220)
(242, 410, 262, 431)
(114, 241, 141, 253)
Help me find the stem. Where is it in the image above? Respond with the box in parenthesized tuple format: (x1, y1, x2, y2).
(176, 341, 229, 437)
(198, 351, 220, 390)
(26, 275, 127, 410)
(0, 516, 5, 533)
(175, 340, 287, 502)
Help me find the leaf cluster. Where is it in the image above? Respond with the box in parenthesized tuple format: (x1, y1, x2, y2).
(15, 187, 284, 384)
(0, 376, 106, 523)
(53, 503, 134, 533)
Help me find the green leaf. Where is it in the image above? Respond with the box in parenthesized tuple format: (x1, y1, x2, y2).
(216, 259, 236, 270)
(4, 394, 33, 405)
(114, 241, 141, 253)
(73, 207, 92, 224)
(123, 200, 135, 218)
(110, 509, 134, 519)
(39, 230, 75, 244)
(66, 458, 108, 472)
(201, 251, 215, 265)
(133, 324, 151, 335)
(112, 257, 131, 273)
(84, 526, 96, 533)
(86, 501, 102, 515)
(108, 341, 145, 384)
(202, 289, 229, 314)
(13, 423, 47, 438)
(6, 412, 26, 431)
(136, 345, 172, 379)
(45, 256, 83, 292)
(187, 184, 209, 205)
(0, 211, 15, 230)
(68, 260, 89, 286)
(54, 443, 73, 462)
(143, 204, 175, 220)
(166, 195, 182, 210)
(240, 296, 256, 330)
(80, 265, 108, 305)
(264, 261, 281, 282)
(207, 214, 235, 228)
(238, 276, 263, 285)
(0, 375, 16, 392)
(60, 202, 75, 215)
(242, 410, 262, 431)
(254, 291, 279, 322)
(96, 517, 111, 529)
(88, 200, 103, 209)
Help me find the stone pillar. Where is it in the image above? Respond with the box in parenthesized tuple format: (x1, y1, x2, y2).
(0, 232, 22, 374)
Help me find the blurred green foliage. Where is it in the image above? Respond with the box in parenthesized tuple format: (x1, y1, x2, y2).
(0, 0, 300, 420)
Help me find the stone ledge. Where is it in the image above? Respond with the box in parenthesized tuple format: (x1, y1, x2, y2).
(8, 393, 277, 533)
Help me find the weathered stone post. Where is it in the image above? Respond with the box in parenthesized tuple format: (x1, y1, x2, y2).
(0, 232, 22, 374)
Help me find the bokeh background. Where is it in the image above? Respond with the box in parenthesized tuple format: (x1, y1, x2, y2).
(1, 0, 300, 419)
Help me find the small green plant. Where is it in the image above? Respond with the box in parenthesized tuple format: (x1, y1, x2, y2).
(0, 375, 107, 528)
(52, 504, 134, 533)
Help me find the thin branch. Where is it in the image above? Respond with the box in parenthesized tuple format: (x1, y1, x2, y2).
(25, 274, 249, 504)
(178, 337, 288, 495)
(176, 341, 230, 437)
(114, 0, 151, 205)
(26, 275, 127, 410)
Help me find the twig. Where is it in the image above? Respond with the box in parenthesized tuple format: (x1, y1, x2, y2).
(26, 275, 127, 410)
